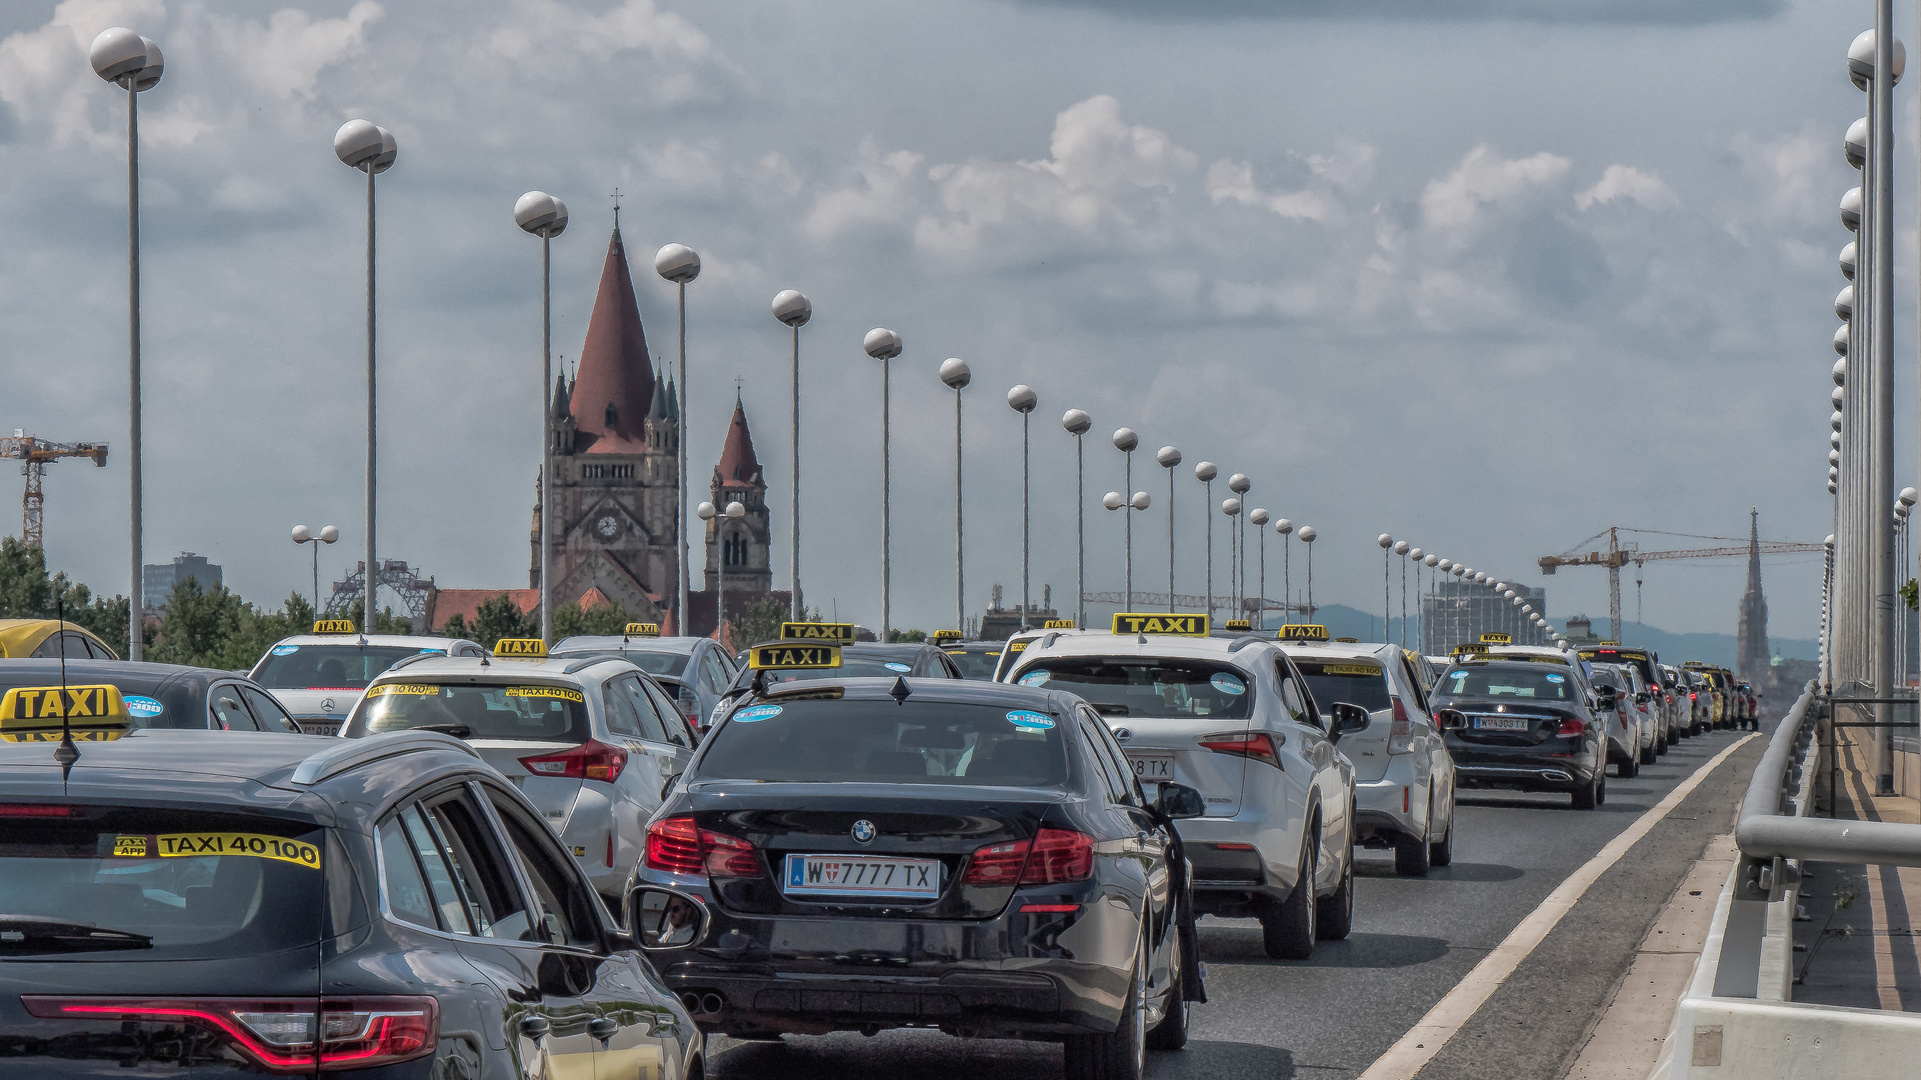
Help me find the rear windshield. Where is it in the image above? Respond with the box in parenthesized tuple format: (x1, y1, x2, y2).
(946, 649, 1002, 680)
(746, 658, 919, 686)
(553, 647, 688, 676)
(0, 808, 324, 961)
(342, 682, 590, 742)
(1010, 658, 1253, 719)
(1589, 666, 1629, 689)
(1439, 664, 1578, 701)
(1293, 659, 1391, 713)
(697, 699, 1069, 786)
(1584, 650, 1658, 687)
(251, 644, 437, 690)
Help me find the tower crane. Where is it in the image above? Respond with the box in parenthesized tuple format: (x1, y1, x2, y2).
(1539, 525, 1824, 641)
(1, 432, 109, 550)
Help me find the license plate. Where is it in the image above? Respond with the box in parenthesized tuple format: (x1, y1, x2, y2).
(1126, 752, 1175, 780)
(783, 855, 941, 899)
(300, 722, 340, 736)
(1475, 717, 1529, 732)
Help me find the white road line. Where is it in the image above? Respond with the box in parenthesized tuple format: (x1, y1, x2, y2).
(1355, 733, 1761, 1080)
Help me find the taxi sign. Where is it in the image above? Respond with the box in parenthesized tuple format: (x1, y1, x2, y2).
(1480, 633, 1512, 645)
(493, 638, 548, 659)
(1278, 624, 1330, 642)
(779, 622, 858, 643)
(312, 619, 356, 635)
(1110, 613, 1210, 636)
(930, 629, 962, 643)
(1598, 640, 1621, 647)
(0, 684, 131, 742)
(1042, 619, 1075, 630)
(1450, 642, 1486, 657)
(1223, 619, 1252, 632)
(623, 623, 660, 638)
(748, 642, 842, 670)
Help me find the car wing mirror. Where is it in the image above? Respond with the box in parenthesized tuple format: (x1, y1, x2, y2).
(1328, 702, 1370, 740)
(1634, 691, 1651, 705)
(660, 772, 682, 802)
(1435, 708, 1469, 732)
(1153, 781, 1206, 820)
(629, 886, 710, 951)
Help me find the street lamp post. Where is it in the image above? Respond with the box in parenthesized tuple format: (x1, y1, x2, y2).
(1299, 525, 1318, 620)
(1113, 428, 1139, 609)
(1008, 385, 1038, 631)
(1394, 540, 1411, 648)
(942, 359, 972, 634)
(1228, 474, 1250, 618)
(1377, 535, 1394, 641)
(1158, 446, 1181, 610)
(1065, 410, 1093, 629)
(865, 328, 903, 639)
(1277, 518, 1294, 621)
(1250, 508, 1269, 626)
(333, 118, 397, 637)
(1195, 462, 1218, 618)
(698, 500, 748, 642)
(292, 525, 339, 613)
(1222, 498, 1242, 619)
(655, 245, 701, 634)
(774, 290, 812, 620)
(515, 191, 568, 642)
(90, 27, 163, 660)
(1420, 551, 1437, 650)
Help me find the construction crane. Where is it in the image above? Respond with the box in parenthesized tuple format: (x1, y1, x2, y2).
(1, 432, 109, 549)
(1539, 524, 1824, 641)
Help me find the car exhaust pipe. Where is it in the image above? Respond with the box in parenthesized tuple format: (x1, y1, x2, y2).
(1540, 770, 1572, 782)
(679, 991, 703, 1012)
(700, 993, 725, 1015)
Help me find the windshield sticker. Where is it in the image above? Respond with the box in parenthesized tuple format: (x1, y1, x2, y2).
(1018, 670, 1051, 687)
(271, 645, 300, 656)
(110, 832, 321, 870)
(1007, 710, 1055, 731)
(1210, 673, 1247, 695)
(122, 695, 163, 719)
(1318, 665, 1380, 677)
(734, 704, 783, 723)
(502, 686, 586, 702)
(365, 684, 440, 698)
(1546, 674, 1565, 683)
(417, 648, 444, 654)
(884, 662, 912, 672)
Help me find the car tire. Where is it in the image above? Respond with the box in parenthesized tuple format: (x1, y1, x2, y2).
(1317, 835, 1355, 940)
(1640, 738, 1657, 766)
(1394, 815, 1431, 878)
(1145, 922, 1189, 1051)
(1429, 807, 1454, 867)
(1261, 835, 1317, 960)
(1571, 772, 1599, 810)
(1597, 770, 1608, 805)
(1064, 923, 1148, 1080)
(1618, 750, 1638, 779)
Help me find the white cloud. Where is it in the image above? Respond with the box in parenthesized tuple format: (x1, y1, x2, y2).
(1206, 159, 1338, 222)
(1575, 164, 1678, 210)
(1419, 144, 1571, 230)
(0, 0, 166, 147)
(206, 2, 383, 104)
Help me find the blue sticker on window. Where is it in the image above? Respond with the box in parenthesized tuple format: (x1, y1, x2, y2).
(733, 704, 783, 723)
(1210, 673, 1246, 695)
(1007, 710, 1055, 730)
(1018, 670, 1051, 687)
(123, 695, 163, 719)
(418, 648, 444, 654)
(271, 645, 299, 656)
(1545, 674, 1565, 683)
(884, 662, 912, 672)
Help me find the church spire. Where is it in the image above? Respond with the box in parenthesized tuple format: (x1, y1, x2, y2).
(568, 227, 655, 452)
(717, 394, 762, 487)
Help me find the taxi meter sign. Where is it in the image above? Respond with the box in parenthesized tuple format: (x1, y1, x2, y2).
(779, 622, 858, 643)
(1110, 613, 1210, 636)
(1223, 620, 1252, 632)
(0, 684, 132, 742)
(1480, 633, 1512, 645)
(312, 619, 356, 635)
(1042, 619, 1075, 630)
(930, 629, 962, 643)
(1451, 642, 1487, 657)
(1278, 624, 1331, 642)
(493, 638, 548, 659)
(623, 623, 661, 638)
(749, 642, 842, 670)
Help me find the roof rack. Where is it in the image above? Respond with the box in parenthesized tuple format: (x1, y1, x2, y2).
(289, 731, 479, 787)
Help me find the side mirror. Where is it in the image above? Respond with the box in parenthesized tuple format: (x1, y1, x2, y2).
(1154, 782, 1206, 820)
(1634, 691, 1651, 705)
(629, 886, 709, 951)
(660, 772, 683, 802)
(1328, 702, 1370, 740)
(1435, 708, 1469, 732)
(1593, 687, 1617, 709)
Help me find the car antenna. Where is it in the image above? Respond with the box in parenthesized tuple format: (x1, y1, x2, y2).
(890, 675, 911, 705)
(52, 594, 79, 781)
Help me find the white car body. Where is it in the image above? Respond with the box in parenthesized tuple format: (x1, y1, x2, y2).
(247, 633, 489, 734)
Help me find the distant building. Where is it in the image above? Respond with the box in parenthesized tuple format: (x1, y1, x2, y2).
(1422, 580, 1549, 653)
(1564, 614, 1602, 647)
(979, 584, 1058, 641)
(684, 392, 789, 639)
(143, 552, 223, 613)
(1735, 508, 1771, 683)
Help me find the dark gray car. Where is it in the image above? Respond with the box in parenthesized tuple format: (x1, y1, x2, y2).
(553, 634, 740, 731)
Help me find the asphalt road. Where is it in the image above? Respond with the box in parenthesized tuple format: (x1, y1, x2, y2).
(708, 726, 1762, 1080)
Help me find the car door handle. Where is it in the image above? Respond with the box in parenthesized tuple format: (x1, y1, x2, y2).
(589, 1017, 620, 1041)
(517, 1015, 551, 1043)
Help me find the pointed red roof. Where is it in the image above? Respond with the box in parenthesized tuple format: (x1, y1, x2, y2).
(717, 394, 761, 488)
(570, 229, 655, 454)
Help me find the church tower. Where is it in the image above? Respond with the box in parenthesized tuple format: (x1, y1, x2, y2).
(1736, 507, 1770, 682)
(705, 392, 773, 597)
(532, 223, 680, 620)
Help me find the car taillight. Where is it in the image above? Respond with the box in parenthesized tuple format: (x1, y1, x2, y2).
(1557, 717, 1586, 737)
(677, 688, 702, 729)
(21, 996, 437, 1072)
(1198, 731, 1282, 769)
(1389, 698, 1414, 755)
(962, 839, 1029, 885)
(961, 827, 1095, 886)
(0, 804, 80, 817)
(643, 815, 764, 879)
(1690, 691, 1698, 700)
(518, 739, 628, 783)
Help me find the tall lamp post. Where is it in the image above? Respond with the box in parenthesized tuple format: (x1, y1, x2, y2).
(1421, 551, 1437, 650)
(1222, 498, 1242, 617)
(515, 191, 568, 642)
(1113, 428, 1139, 609)
(1299, 525, 1318, 620)
(1277, 518, 1294, 620)
(1196, 462, 1218, 618)
(1157, 446, 1181, 610)
(1107, 488, 1151, 605)
(942, 359, 972, 634)
(655, 244, 701, 634)
(699, 500, 746, 642)
(1394, 540, 1411, 647)
(292, 525, 339, 613)
(1377, 534, 1394, 641)
(334, 118, 397, 637)
(1008, 385, 1038, 630)
(773, 290, 812, 620)
(1065, 410, 1093, 629)
(90, 27, 162, 660)
(1228, 474, 1251, 617)
(865, 328, 903, 639)
(1249, 508, 1269, 626)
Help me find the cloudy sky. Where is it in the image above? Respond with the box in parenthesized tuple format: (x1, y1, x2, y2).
(0, 0, 1899, 647)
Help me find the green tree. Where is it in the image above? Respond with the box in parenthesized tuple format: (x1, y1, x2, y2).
(0, 536, 131, 652)
(472, 594, 538, 649)
(887, 628, 926, 643)
(553, 598, 632, 639)
(440, 613, 470, 641)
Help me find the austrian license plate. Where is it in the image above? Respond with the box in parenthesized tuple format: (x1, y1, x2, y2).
(1126, 751, 1175, 780)
(783, 855, 941, 899)
(1475, 717, 1529, 732)
(300, 722, 340, 737)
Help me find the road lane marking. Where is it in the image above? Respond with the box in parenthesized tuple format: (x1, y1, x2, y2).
(1356, 734, 1761, 1080)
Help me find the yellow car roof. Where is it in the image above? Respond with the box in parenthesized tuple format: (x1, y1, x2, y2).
(0, 619, 115, 661)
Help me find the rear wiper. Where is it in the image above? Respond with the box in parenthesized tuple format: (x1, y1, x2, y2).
(0, 916, 153, 953)
(413, 723, 473, 738)
(1092, 703, 1130, 717)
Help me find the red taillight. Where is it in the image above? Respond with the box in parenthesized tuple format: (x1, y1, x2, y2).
(1019, 903, 1081, 913)
(0, 804, 80, 817)
(1389, 698, 1414, 754)
(962, 827, 1096, 886)
(1199, 731, 1282, 769)
(642, 815, 764, 878)
(1690, 692, 1698, 701)
(962, 839, 1030, 885)
(677, 688, 702, 730)
(518, 739, 628, 783)
(1557, 717, 1586, 737)
(21, 996, 437, 1072)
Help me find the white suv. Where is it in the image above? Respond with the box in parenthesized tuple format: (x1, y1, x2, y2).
(1281, 639, 1458, 877)
(1008, 629, 1362, 959)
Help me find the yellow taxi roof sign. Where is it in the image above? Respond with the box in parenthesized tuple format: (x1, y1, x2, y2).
(1480, 632, 1512, 645)
(930, 629, 962, 642)
(1110, 613, 1209, 636)
(1597, 640, 1621, 647)
(1223, 619, 1252, 632)
(623, 623, 661, 638)
(1042, 619, 1074, 630)
(493, 638, 548, 659)
(1451, 642, 1487, 656)
(313, 619, 356, 635)
(748, 642, 842, 670)
(0, 684, 131, 742)
(1278, 624, 1330, 642)
(779, 622, 857, 643)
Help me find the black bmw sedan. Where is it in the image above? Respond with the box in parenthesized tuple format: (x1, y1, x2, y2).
(631, 676, 1205, 1080)
(1433, 658, 1611, 809)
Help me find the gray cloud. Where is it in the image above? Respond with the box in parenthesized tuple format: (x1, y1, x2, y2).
(998, 0, 1783, 24)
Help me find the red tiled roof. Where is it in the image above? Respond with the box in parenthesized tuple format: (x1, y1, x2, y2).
(428, 588, 537, 632)
(717, 396, 760, 488)
(570, 230, 655, 454)
(578, 587, 613, 610)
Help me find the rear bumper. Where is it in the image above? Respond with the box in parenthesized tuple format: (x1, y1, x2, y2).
(1353, 776, 1421, 843)
(1166, 814, 1297, 912)
(1450, 745, 1598, 792)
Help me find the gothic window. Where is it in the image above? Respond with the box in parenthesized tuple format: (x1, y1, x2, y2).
(723, 531, 748, 568)
(605, 403, 618, 427)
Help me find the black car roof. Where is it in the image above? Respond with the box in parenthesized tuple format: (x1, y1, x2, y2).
(757, 675, 1079, 711)
(0, 658, 226, 694)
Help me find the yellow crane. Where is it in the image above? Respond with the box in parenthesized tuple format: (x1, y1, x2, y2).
(1538, 525, 1823, 641)
(1, 432, 108, 549)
